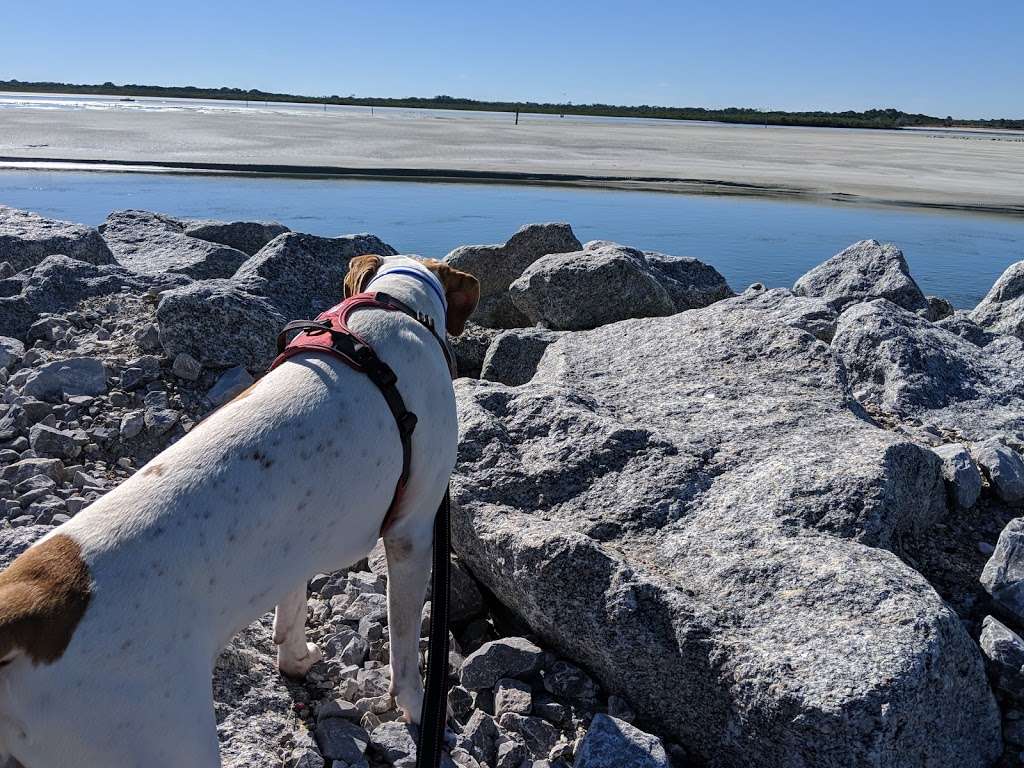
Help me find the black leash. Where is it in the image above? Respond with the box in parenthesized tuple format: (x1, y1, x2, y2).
(416, 488, 451, 768)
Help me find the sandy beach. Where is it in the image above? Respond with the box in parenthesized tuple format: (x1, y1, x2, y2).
(1, 102, 1022, 213)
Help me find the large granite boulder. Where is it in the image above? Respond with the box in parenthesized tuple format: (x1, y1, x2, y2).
(156, 280, 285, 371)
(831, 299, 1024, 441)
(793, 240, 928, 314)
(181, 219, 290, 256)
(0, 205, 114, 272)
(0, 255, 188, 339)
(234, 232, 396, 321)
(100, 210, 249, 279)
(481, 328, 565, 386)
(509, 243, 675, 330)
(448, 322, 501, 379)
(971, 260, 1024, 339)
(704, 285, 838, 342)
(446, 223, 582, 328)
(451, 307, 999, 767)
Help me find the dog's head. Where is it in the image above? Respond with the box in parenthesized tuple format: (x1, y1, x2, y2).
(344, 255, 480, 336)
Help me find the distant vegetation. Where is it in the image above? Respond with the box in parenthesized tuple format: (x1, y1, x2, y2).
(3, 79, 1022, 131)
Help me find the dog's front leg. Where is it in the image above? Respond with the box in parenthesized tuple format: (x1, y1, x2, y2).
(274, 585, 322, 678)
(384, 519, 434, 724)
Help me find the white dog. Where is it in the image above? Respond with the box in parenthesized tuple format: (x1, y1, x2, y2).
(0, 254, 479, 767)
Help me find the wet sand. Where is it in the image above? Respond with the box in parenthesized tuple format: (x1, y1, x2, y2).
(1, 106, 1022, 214)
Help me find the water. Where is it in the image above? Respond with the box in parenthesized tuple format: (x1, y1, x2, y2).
(1, 168, 1022, 309)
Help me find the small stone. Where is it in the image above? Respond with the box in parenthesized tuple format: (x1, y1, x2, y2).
(496, 738, 528, 768)
(144, 407, 179, 436)
(120, 410, 145, 439)
(495, 678, 533, 717)
(133, 323, 162, 351)
(979, 542, 996, 556)
(22, 358, 107, 403)
(317, 698, 361, 722)
(460, 637, 544, 690)
(207, 365, 254, 406)
(369, 721, 419, 767)
(172, 352, 202, 381)
(498, 713, 561, 758)
(573, 714, 668, 768)
(28, 424, 80, 461)
(462, 710, 500, 766)
(980, 615, 1024, 700)
(975, 438, 1024, 504)
(314, 716, 370, 764)
(933, 443, 983, 509)
(541, 660, 598, 704)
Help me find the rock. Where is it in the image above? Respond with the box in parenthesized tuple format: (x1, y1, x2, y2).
(26, 315, 70, 344)
(172, 352, 202, 381)
(28, 424, 80, 461)
(635, 248, 733, 311)
(0, 205, 114, 272)
(971, 259, 1024, 338)
(986, 334, 1024, 371)
(450, 559, 486, 623)
(706, 285, 838, 342)
(144, 407, 180, 436)
(982, 518, 1024, 627)
(181, 219, 290, 256)
(449, 323, 501, 379)
(481, 329, 564, 386)
(497, 713, 560, 757)
(460, 638, 544, 690)
(509, 243, 675, 331)
(22, 358, 107, 403)
(935, 312, 995, 346)
(975, 438, 1024, 504)
(573, 714, 668, 768)
(541, 661, 597, 704)
(315, 717, 371, 763)
(156, 280, 284, 371)
(452, 306, 998, 765)
(100, 210, 249, 279)
(831, 300, 1024, 441)
(0, 524, 50, 568)
(494, 679, 532, 717)
(926, 295, 955, 321)
(119, 410, 145, 439)
(208, 366, 255, 405)
(462, 710, 500, 766)
(446, 223, 582, 328)
(793, 239, 928, 314)
(980, 615, 1024, 700)
(0, 336, 24, 370)
(368, 721, 417, 767)
(932, 443, 983, 509)
(233, 232, 396, 322)
(0, 458, 63, 485)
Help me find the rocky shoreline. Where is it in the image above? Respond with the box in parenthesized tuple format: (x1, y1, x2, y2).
(1, 204, 1024, 767)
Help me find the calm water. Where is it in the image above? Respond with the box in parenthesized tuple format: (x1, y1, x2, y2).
(1, 169, 1022, 308)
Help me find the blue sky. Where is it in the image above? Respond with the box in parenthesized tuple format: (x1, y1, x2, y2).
(2, 0, 1020, 118)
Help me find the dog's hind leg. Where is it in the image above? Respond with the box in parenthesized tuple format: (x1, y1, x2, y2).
(274, 586, 322, 678)
(384, 515, 435, 725)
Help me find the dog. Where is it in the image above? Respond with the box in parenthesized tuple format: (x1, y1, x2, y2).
(0, 254, 480, 767)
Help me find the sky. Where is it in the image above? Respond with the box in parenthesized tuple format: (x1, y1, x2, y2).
(2, 0, 1021, 118)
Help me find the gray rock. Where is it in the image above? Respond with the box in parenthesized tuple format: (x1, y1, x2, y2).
(980, 615, 1024, 700)
(510, 243, 675, 331)
(181, 218, 290, 256)
(316, 717, 371, 763)
(987, 333, 1024, 371)
(0, 458, 64, 485)
(925, 295, 955, 321)
(119, 410, 145, 439)
(935, 312, 995, 346)
(157, 280, 284, 371)
(208, 366, 255, 406)
(22, 358, 107, 403)
(446, 223, 582, 328)
(541, 661, 597, 704)
(172, 352, 202, 381)
(0, 205, 114, 272)
(0, 524, 50, 568)
(932, 443, 983, 509)
(573, 714, 667, 768)
(233, 232, 396, 322)
(100, 210, 248, 279)
(460, 637, 544, 690)
(450, 558, 486, 623)
(982, 518, 1024, 628)
(975, 437, 1024, 504)
(449, 323, 501, 379)
(497, 713, 560, 758)
(28, 424, 80, 461)
(494, 678, 532, 717)
(26, 315, 70, 344)
(368, 721, 417, 767)
(706, 285, 838, 342)
(793, 239, 928, 314)
(832, 299, 1024, 441)
(636, 248, 733, 311)
(0, 336, 24, 370)
(971, 259, 1024, 338)
(481, 328, 564, 386)
(461, 710, 500, 766)
(145, 407, 180, 436)
(452, 306, 998, 766)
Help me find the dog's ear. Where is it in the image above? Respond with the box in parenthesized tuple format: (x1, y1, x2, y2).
(423, 260, 481, 336)
(344, 254, 383, 298)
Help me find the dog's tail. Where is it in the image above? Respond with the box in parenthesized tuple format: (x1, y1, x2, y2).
(0, 535, 91, 667)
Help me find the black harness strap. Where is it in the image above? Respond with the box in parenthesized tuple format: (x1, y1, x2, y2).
(417, 488, 451, 768)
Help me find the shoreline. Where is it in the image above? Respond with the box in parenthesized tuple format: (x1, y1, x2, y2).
(2, 156, 1023, 218)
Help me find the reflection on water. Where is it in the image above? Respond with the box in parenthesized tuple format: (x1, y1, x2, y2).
(1, 169, 1022, 309)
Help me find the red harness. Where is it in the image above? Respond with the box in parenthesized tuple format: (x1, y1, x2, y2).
(269, 291, 454, 534)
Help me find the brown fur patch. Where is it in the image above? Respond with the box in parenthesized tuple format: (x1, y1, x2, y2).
(140, 463, 165, 477)
(344, 254, 384, 298)
(0, 534, 91, 665)
(229, 381, 260, 403)
(421, 260, 481, 336)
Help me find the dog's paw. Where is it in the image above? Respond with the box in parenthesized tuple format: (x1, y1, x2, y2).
(277, 642, 322, 679)
(394, 686, 424, 725)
